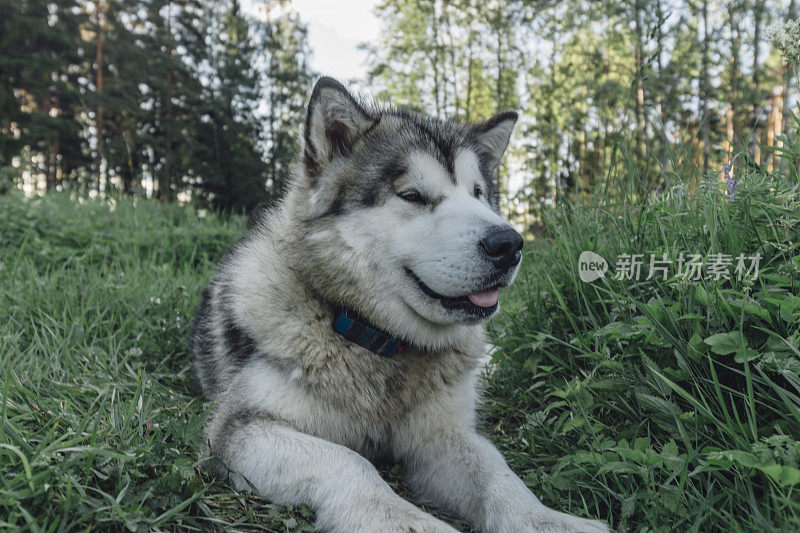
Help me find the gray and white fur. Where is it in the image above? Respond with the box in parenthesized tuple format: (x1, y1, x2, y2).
(191, 77, 609, 533)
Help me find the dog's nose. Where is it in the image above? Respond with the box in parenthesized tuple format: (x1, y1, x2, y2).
(480, 226, 524, 269)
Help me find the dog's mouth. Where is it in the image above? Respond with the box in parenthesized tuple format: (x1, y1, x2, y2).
(404, 268, 501, 319)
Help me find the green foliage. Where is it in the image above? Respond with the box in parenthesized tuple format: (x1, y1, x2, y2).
(0, 0, 314, 210)
(485, 160, 800, 530)
(0, 193, 317, 530)
(254, 11, 315, 197)
(768, 19, 800, 65)
(367, 0, 796, 227)
(366, 0, 521, 121)
(0, 0, 88, 182)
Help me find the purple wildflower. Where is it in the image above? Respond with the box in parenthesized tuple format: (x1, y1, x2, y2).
(723, 161, 737, 199)
(673, 183, 685, 207)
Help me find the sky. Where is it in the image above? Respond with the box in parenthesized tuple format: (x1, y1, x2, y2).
(242, 0, 381, 83)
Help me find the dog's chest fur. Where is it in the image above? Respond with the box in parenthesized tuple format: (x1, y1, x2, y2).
(293, 323, 480, 419)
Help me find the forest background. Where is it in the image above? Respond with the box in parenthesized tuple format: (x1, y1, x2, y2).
(2, 0, 797, 231)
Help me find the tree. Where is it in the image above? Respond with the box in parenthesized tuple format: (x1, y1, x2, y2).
(253, 4, 314, 197)
(0, 0, 89, 189)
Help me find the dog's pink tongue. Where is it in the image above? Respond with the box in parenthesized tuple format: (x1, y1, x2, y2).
(467, 288, 499, 308)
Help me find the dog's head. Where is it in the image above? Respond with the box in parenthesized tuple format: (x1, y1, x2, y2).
(290, 77, 522, 349)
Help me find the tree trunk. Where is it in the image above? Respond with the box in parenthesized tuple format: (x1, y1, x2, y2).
(43, 93, 55, 191)
(726, 2, 742, 160)
(494, 6, 505, 112)
(632, 0, 649, 199)
(767, 87, 784, 172)
(443, 5, 460, 117)
(121, 127, 136, 195)
(700, 0, 710, 176)
(429, 0, 442, 117)
(782, 0, 799, 145)
(95, 0, 104, 192)
(161, 1, 174, 202)
(465, 43, 474, 120)
(654, 0, 665, 122)
(749, 1, 764, 164)
(264, 10, 277, 194)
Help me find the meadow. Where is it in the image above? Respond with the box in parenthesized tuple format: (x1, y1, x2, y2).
(0, 156, 798, 531)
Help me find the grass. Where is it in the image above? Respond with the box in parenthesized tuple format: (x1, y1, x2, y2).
(486, 165, 800, 531)
(0, 195, 316, 531)
(0, 155, 798, 531)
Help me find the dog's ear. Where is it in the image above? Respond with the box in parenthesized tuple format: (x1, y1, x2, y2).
(469, 111, 518, 170)
(303, 77, 376, 178)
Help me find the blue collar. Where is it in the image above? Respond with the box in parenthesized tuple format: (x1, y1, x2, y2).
(332, 308, 406, 356)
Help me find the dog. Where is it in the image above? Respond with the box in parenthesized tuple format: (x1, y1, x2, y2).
(191, 77, 609, 533)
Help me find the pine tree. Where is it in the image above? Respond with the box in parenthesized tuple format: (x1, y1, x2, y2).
(253, 6, 314, 197)
(0, 0, 88, 189)
(189, 0, 268, 211)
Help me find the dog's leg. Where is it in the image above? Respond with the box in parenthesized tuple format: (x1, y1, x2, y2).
(206, 409, 459, 533)
(395, 417, 609, 532)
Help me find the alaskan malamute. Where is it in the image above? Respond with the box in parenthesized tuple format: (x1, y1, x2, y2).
(192, 77, 608, 533)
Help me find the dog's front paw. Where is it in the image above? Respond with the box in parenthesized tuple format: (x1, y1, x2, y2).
(489, 508, 610, 533)
(319, 497, 459, 533)
(524, 509, 609, 533)
(361, 507, 458, 533)
(398, 510, 461, 533)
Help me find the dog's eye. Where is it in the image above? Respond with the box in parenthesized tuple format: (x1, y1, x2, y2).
(474, 184, 483, 199)
(397, 189, 426, 205)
